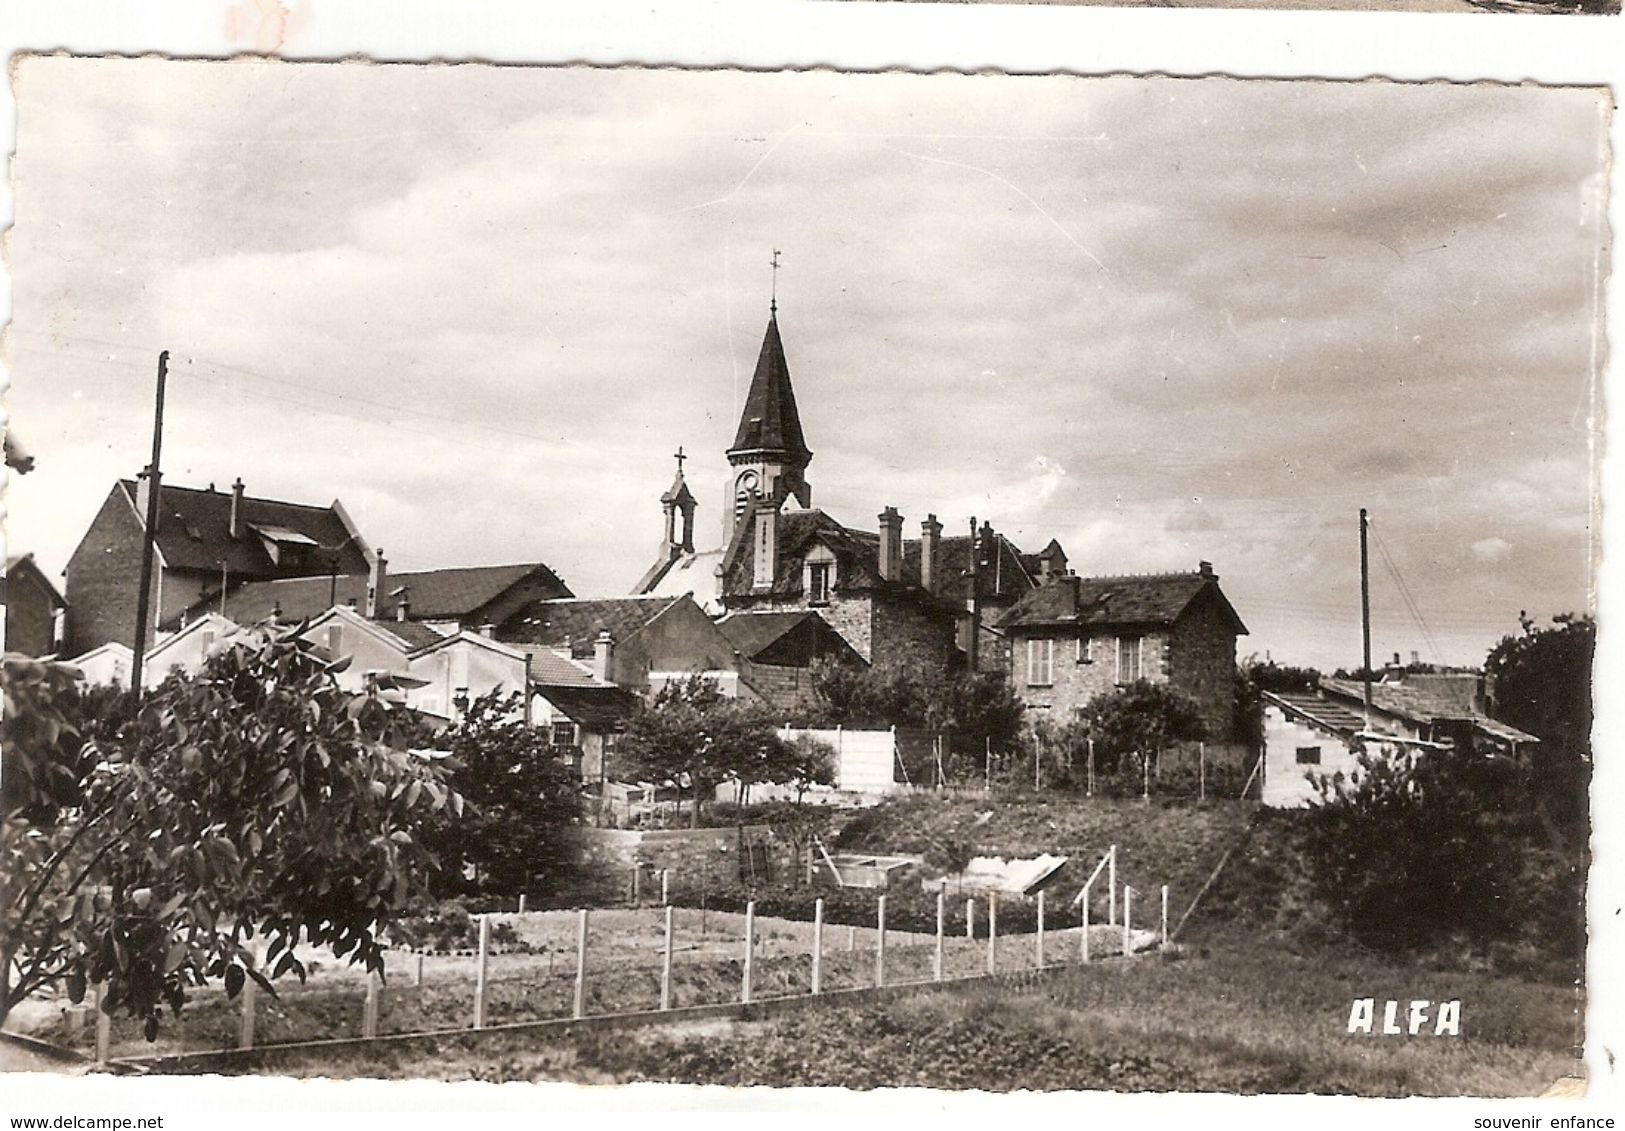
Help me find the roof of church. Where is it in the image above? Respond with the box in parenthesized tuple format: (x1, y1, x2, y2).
(729, 313, 811, 463)
(1000, 570, 1248, 635)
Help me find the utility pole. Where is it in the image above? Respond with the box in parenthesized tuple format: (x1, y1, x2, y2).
(129, 351, 169, 694)
(1359, 507, 1373, 729)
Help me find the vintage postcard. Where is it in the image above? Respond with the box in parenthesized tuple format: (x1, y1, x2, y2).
(0, 56, 1609, 1114)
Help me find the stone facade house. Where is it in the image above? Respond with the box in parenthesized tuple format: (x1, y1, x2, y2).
(999, 562, 1248, 737)
(63, 477, 372, 656)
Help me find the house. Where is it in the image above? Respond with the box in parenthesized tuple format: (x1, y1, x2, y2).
(63, 477, 372, 656)
(496, 593, 744, 697)
(1259, 678, 1539, 809)
(295, 605, 444, 696)
(531, 681, 642, 783)
(716, 609, 867, 710)
(141, 612, 242, 688)
(3, 553, 66, 656)
(406, 630, 531, 721)
(65, 641, 134, 689)
(169, 556, 572, 636)
(999, 562, 1248, 737)
(634, 301, 1062, 676)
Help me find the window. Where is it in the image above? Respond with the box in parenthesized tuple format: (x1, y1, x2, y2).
(1026, 637, 1054, 687)
(1296, 746, 1322, 765)
(1115, 635, 1143, 683)
(808, 562, 832, 605)
(327, 624, 343, 655)
(1076, 636, 1094, 664)
(551, 721, 577, 748)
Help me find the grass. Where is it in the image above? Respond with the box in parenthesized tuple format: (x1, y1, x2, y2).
(214, 940, 1579, 1095)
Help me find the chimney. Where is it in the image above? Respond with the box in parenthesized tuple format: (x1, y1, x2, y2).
(1410, 650, 1420, 667)
(593, 629, 614, 683)
(366, 549, 386, 618)
(135, 468, 156, 528)
(878, 507, 904, 582)
(229, 478, 246, 539)
(920, 514, 943, 594)
(752, 504, 778, 590)
(1198, 559, 1216, 580)
(479, 622, 495, 638)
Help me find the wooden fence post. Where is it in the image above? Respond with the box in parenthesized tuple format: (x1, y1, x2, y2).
(1108, 846, 1118, 927)
(987, 893, 998, 974)
(1036, 890, 1046, 968)
(848, 924, 857, 952)
(1081, 892, 1091, 964)
(966, 898, 976, 940)
(1123, 887, 1133, 958)
(812, 898, 824, 995)
(414, 952, 424, 987)
(518, 893, 527, 914)
(742, 901, 756, 1004)
(1087, 737, 1095, 797)
(94, 981, 112, 1064)
(661, 868, 670, 906)
(875, 894, 887, 988)
(363, 970, 380, 1039)
(660, 904, 674, 1010)
(934, 889, 945, 982)
(473, 913, 491, 1029)
(1161, 885, 1170, 947)
(573, 908, 589, 1020)
(1198, 742, 1206, 803)
(632, 866, 642, 907)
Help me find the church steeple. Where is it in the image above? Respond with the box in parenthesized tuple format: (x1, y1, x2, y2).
(724, 299, 813, 541)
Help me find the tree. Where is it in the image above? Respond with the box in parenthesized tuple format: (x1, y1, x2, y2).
(618, 675, 790, 826)
(1232, 655, 1322, 747)
(1302, 738, 1518, 951)
(771, 734, 838, 806)
(0, 629, 461, 1036)
(802, 658, 1026, 772)
(1484, 612, 1594, 836)
(1083, 680, 1206, 777)
(419, 690, 580, 898)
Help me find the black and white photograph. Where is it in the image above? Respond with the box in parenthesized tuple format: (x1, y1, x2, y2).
(0, 51, 1611, 1113)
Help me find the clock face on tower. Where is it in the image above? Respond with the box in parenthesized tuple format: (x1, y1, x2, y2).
(734, 470, 759, 520)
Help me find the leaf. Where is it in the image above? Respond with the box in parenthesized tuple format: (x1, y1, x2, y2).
(224, 964, 246, 1000)
(66, 970, 87, 1005)
(143, 1014, 159, 1042)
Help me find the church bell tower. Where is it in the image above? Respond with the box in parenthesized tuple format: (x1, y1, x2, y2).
(724, 294, 813, 543)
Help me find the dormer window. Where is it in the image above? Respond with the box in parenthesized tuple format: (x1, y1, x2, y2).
(808, 562, 832, 605)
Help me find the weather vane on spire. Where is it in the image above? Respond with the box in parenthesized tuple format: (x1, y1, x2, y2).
(770, 248, 782, 313)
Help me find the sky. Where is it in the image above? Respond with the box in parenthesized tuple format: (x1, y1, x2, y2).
(1, 58, 1608, 671)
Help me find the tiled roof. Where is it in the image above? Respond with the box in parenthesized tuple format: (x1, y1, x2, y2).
(121, 480, 370, 578)
(5, 553, 66, 607)
(716, 610, 813, 658)
(729, 313, 811, 462)
(499, 595, 680, 658)
(515, 646, 600, 687)
(1320, 678, 1538, 744)
(1000, 571, 1248, 634)
(171, 562, 569, 629)
(372, 619, 450, 651)
(1263, 690, 1367, 737)
(535, 684, 641, 731)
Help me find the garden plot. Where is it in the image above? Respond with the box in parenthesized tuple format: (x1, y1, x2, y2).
(17, 907, 1157, 1063)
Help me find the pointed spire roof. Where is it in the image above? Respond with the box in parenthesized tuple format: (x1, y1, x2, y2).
(730, 312, 811, 464)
